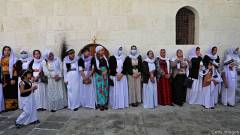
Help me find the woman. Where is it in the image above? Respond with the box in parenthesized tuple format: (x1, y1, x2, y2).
(15, 69, 39, 128)
(186, 47, 204, 105)
(78, 48, 95, 109)
(123, 45, 142, 107)
(63, 49, 81, 111)
(170, 49, 189, 106)
(0, 64, 5, 112)
(221, 56, 238, 107)
(28, 50, 47, 110)
(15, 49, 32, 109)
(43, 50, 67, 112)
(108, 46, 128, 109)
(202, 61, 221, 109)
(155, 49, 172, 106)
(0, 46, 18, 111)
(203, 46, 222, 105)
(142, 50, 158, 109)
(91, 46, 109, 111)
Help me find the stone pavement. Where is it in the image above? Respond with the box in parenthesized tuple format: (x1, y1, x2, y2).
(0, 103, 240, 135)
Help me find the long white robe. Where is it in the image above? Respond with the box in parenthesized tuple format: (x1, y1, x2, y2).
(18, 59, 31, 109)
(186, 77, 203, 105)
(110, 75, 129, 109)
(222, 67, 237, 106)
(0, 84, 5, 112)
(32, 61, 47, 109)
(212, 70, 222, 105)
(109, 57, 129, 109)
(202, 82, 215, 109)
(63, 61, 81, 110)
(16, 93, 38, 125)
(80, 71, 96, 109)
(143, 79, 158, 109)
(43, 58, 67, 111)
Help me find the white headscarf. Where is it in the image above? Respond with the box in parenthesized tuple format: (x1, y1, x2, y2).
(206, 46, 218, 60)
(128, 46, 140, 59)
(19, 48, 32, 61)
(224, 47, 240, 66)
(95, 46, 109, 70)
(223, 63, 237, 89)
(0, 46, 16, 79)
(144, 50, 156, 72)
(114, 46, 125, 60)
(64, 49, 79, 64)
(188, 46, 199, 59)
(157, 49, 170, 74)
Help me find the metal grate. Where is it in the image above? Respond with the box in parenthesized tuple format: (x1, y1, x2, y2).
(176, 8, 195, 45)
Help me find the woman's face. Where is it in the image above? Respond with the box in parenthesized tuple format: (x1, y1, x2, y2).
(208, 63, 213, 69)
(229, 62, 235, 68)
(84, 50, 90, 57)
(177, 50, 183, 57)
(99, 48, 104, 56)
(148, 51, 154, 59)
(212, 47, 218, 55)
(160, 49, 166, 58)
(34, 51, 41, 59)
(196, 48, 201, 56)
(3, 47, 11, 57)
(26, 73, 32, 80)
(48, 52, 54, 61)
(68, 51, 75, 60)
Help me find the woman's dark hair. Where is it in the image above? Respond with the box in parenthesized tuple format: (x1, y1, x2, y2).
(33, 50, 41, 57)
(131, 45, 137, 50)
(81, 47, 90, 54)
(211, 46, 217, 53)
(2, 46, 11, 56)
(196, 47, 200, 51)
(147, 50, 153, 56)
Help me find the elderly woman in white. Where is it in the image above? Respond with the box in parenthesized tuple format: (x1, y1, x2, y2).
(43, 50, 67, 112)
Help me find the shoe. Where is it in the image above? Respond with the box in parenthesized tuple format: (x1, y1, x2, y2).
(104, 106, 108, 110)
(73, 108, 78, 111)
(100, 106, 104, 111)
(15, 122, 23, 129)
(51, 110, 56, 112)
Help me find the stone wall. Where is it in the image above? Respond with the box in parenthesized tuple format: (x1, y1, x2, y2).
(0, 0, 240, 59)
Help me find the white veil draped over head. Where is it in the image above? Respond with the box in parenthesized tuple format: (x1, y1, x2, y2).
(144, 50, 156, 72)
(95, 46, 109, 70)
(64, 49, 79, 64)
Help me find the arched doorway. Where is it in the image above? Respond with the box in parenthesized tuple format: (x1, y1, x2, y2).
(79, 43, 110, 57)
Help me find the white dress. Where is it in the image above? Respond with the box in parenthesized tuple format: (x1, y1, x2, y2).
(221, 68, 237, 106)
(43, 58, 67, 111)
(143, 79, 158, 109)
(63, 60, 81, 110)
(186, 76, 203, 105)
(0, 83, 4, 112)
(109, 57, 129, 109)
(143, 61, 158, 109)
(80, 71, 96, 109)
(32, 60, 47, 109)
(16, 82, 38, 125)
(18, 59, 31, 109)
(202, 82, 215, 109)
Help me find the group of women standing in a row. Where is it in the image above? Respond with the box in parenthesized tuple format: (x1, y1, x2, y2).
(0, 45, 239, 115)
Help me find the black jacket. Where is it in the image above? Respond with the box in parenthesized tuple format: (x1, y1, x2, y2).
(108, 56, 126, 76)
(123, 55, 142, 75)
(142, 61, 157, 84)
(189, 56, 202, 79)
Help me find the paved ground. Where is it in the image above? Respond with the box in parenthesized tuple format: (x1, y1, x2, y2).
(0, 103, 240, 135)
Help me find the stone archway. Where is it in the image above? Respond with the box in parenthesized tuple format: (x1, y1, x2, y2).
(79, 43, 110, 58)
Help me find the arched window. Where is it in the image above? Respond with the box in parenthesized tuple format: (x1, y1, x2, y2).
(176, 7, 196, 45)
